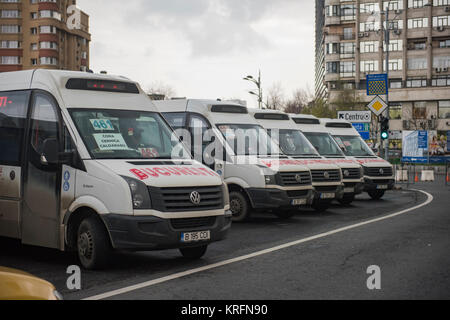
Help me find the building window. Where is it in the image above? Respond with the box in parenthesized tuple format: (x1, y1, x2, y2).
(326, 43, 339, 54)
(385, 59, 403, 71)
(408, 18, 428, 29)
(390, 104, 403, 119)
(431, 76, 450, 86)
(343, 27, 354, 40)
(360, 41, 379, 53)
(1, 25, 21, 33)
(439, 39, 450, 48)
(433, 56, 450, 68)
(0, 40, 19, 48)
(413, 102, 427, 119)
(361, 60, 379, 72)
(384, 1, 404, 11)
(40, 57, 58, 65)
(384, 39, 403, 52)
(439, 101, 450, 119)
(1, 56, 20, 64)
(434, 0, 450, 6)
(340, 42, 355, 58)
(408, 57, 427, 70)
(408, 41, 426, 50)
(340, 61, 356, 77)
(433, 15, 450, 27)
(408, 0, 427, 8)
(406, 78, 427, 87)
(1, 10, 20, 18)
(390, 80, 403, 88)
(326, 61, 339, 74)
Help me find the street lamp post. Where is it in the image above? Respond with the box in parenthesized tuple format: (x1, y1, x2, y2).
(244, 70, 263, 109)
(384, 7, 390, 161)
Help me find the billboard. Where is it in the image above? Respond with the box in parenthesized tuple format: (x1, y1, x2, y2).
(402, 130, 450, 163)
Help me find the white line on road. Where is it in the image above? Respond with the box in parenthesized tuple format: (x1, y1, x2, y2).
(84, 189, 433, 300)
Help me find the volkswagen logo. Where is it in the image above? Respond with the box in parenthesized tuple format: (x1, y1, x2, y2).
(190, 191, 201, 205)
(344, 170, 350, 177)
(324, 172, 330, 179)
(379, 168, 384, 175)
(295, 174, 303, 183)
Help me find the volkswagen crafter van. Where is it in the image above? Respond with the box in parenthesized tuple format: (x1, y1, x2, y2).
(321, 119, 395, 200)
(248, 109, 345, 212)
(0, 70, 231, 269)
(290, 114, 364, 205)
(155, 100, 315, 221)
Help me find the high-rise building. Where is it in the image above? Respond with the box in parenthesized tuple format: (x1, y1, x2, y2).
(315, 0, 450, 134)
(0, 0, 90, 73)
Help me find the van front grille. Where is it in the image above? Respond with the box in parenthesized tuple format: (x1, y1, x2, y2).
(170, 217, 217, 230)
(311, 170, 341, 183)
(148, 186, 223, 212)
(364, 167, 393, 177)
(278, 171, 312, 186)
(342, 168, 361, 180)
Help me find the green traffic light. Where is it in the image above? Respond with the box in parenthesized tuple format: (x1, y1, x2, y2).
(381, 132, 389, 140)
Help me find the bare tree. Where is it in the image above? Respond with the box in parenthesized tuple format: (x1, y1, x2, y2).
(284, 88, 312, 114)
(266, 82, 285, 110)
(147, 81, 177, 100)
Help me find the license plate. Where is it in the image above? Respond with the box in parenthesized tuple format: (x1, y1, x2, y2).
(320, 193, 335, 199)
(344, 188, 355, 193)
(181, 231, 211, 243)
(377, 185, 388, 190)
(292, 198, 307, 206)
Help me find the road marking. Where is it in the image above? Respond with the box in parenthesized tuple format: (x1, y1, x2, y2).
(84, 190, 433, 300)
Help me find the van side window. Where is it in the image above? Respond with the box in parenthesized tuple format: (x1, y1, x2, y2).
(29, 93, 60, 163)
(0, 91, 30, 166)
(163, 112, 186, 130)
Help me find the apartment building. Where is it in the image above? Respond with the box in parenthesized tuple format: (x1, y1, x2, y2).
(0, 0, 90, 72)
(316, 0, 450, 139)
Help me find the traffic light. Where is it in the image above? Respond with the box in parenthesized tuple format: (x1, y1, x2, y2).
(380, 116, 389, 140)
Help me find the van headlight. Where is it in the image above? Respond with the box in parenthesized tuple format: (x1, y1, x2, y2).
(265, 175, 276, 185)
(121, 176, 152, 209)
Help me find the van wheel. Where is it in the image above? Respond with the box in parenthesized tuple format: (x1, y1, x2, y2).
(77, 216, 111, 270)
(312, 200, 332, 213)
(338, 194, 355, 205)
(229, 191, 250, 222)
(368, 190, 385, 200)
(180, 245, 208, 259)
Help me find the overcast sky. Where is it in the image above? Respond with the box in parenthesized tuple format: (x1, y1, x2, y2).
(77, 0, 315, 105)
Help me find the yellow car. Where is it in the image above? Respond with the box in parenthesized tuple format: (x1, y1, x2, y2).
(0, 267, 63, 300)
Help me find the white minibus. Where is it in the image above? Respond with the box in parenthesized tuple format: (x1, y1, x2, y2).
(156, 100, 315, 221)
(249, 109, 345, 211)
(321, 119, 395, 200)
(290, 114, 364, 205)
(0, 70, 231, 269)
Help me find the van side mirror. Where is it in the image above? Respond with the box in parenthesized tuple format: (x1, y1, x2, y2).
(41, 138, 59, 165)
(41, 138, 75, 165)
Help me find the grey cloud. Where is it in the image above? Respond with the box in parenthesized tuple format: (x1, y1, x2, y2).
(122, 0, 297, 57)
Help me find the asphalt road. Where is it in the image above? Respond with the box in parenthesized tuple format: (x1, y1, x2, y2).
(1, 181, 449, 300)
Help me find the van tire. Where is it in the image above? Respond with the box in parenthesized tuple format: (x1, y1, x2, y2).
(312, 200, 332, 213)
(368, 190, 385, 200)
(180, 245, 208, 259)
(77, 216, 111, 270)
(229, 191, 250, 222)
(338, 194, 355, 205)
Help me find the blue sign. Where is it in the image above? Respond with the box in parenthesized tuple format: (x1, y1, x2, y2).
(367, 74, 388, 96)
(352, 123, 370, 140)
(418, 131, 428, 149)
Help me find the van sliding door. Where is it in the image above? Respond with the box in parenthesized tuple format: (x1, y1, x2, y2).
(0, 91, 30, 239)
(22, 92, 62, 249)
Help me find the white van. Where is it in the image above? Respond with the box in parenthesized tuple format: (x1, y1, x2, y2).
(0, 70, 231, 270)
(321, 119, 395, 200)
(290, 114, 364, 205)
(248, 109, 345, 212)
(155, 100, 315, 221)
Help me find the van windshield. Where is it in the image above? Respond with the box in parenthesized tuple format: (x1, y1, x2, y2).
(268, 129, 320, 157)
(69, 109, 189, 160)
(217, 123, 282, 156)
(333, 135, 375, 157)
(303, 132, 345, 157)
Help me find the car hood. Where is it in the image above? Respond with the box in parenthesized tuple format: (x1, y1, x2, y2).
(351, 157, 393, 168)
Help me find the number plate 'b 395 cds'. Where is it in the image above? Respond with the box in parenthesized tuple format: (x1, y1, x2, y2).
(181, 231, 211, 243)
